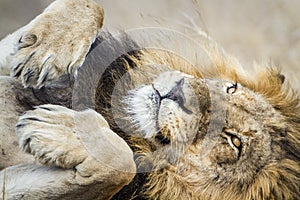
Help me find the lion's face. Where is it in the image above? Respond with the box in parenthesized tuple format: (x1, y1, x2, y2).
(126, 70, 285, 197)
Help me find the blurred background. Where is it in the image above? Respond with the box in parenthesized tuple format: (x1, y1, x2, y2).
(0, 0, 299, 87)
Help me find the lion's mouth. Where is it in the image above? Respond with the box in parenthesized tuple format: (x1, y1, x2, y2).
(125, 84, 161, 138)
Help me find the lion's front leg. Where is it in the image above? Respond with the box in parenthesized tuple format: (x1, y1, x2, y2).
(0, 0, 104, 88)
(2, 104, 136, 199)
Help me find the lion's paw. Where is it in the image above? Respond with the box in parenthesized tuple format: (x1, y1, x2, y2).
(9, 0, 104, 88)
(16, 104, 89, 168)
(15, 104, 134, 174)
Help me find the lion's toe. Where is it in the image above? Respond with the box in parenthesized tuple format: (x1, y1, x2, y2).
(15, 105, 87, 168)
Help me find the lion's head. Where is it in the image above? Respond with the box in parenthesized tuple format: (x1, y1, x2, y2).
(89, 34, 299, 199)
(125, 67, 300, 199)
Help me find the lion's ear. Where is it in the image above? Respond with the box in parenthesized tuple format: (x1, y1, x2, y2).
(278, 74, 285, 84)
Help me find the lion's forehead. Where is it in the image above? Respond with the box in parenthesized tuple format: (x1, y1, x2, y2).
(227, 89, 275, 116)
(223, 87, 279, 134)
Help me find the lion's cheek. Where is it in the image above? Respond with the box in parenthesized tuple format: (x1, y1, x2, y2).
(208, 144, 238, 165)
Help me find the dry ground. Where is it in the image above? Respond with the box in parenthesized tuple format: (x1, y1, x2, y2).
(0, 0, 299, 87)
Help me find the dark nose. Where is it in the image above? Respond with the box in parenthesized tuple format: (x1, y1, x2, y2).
(161, 79, 193, 114)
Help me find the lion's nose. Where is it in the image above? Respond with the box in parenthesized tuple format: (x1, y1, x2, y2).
(161, 78, 193, 114)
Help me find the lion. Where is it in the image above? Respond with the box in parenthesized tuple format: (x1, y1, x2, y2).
(0, 0, 299, 199)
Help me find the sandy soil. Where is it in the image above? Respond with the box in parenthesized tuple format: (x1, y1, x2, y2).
(0, 0, 299, 87)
